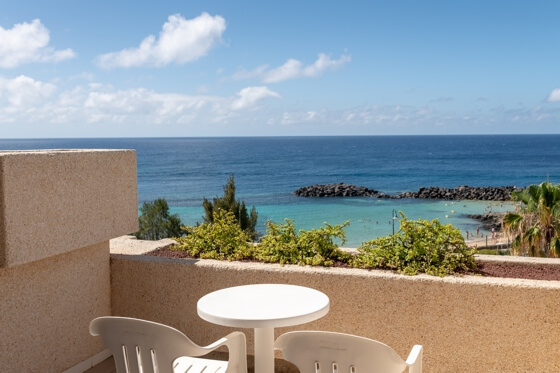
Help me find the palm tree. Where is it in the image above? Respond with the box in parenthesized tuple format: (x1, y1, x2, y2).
(503, 182, 560, 257)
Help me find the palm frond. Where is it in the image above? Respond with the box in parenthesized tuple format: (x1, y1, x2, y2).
(504, 182, 560, 257)
(502, 212, 523, 229)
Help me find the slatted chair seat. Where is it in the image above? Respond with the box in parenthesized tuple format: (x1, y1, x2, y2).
(173, 356, 229, 373)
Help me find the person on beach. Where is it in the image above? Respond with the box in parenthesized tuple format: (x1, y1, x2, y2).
(466, 231, 469, 240)
(476, 227, 480, 236)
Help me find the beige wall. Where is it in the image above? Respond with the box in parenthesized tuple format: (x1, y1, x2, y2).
(0, 149, 138, 268)
(0, 243, 110, 372)
(111, 255, 560, 373)
(0, 150, 138, 372)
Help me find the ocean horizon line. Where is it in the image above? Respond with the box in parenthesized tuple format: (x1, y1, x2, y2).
(2, 133, 560, 141)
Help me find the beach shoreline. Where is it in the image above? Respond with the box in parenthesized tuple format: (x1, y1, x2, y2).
(466, 234, 509, 248)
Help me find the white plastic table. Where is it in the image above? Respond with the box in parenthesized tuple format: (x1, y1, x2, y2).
(197, 284, 330, 373)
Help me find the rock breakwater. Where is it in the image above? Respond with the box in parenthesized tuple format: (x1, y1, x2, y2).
(397, 185, 518, 201)
(294, 184, 520, 201)
(294, 183, 379, 197)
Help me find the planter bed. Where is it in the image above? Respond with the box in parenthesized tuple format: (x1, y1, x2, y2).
(146, 247, 560, 281)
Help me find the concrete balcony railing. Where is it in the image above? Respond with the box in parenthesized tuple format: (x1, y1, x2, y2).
(2, 149, 560, 373)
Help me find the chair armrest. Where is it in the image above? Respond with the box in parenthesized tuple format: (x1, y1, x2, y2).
(200, 331, 245, 352)
(200, 332, 247, 373)
(406, 345, 423, 373)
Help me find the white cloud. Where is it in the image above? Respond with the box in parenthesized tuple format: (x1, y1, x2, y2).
(231, 86, 281, 110)
(85, 89, 158, 116)
(0, 78, 283, 127)
(263, 59, 302, 83)
(80, 86, 280, 123)
(0, 19, 75, 68)
(547, 88, 560, 102)
(301, 53, 350, 77)
(96, 13, 226, 68)
(83, 88, 221, 123)
(4, 72, 560, 135)
(0, 75, 56, 107)
(234, 53, 351, 83)
(281, 110, 323, 125)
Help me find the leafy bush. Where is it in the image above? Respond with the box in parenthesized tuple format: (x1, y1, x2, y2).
(172, 211, 475, 277)
(352, 213, 476, 276)
(174, 210, 255, 261)
(256, 219, 352, 266)
(135, 198, 184, 240)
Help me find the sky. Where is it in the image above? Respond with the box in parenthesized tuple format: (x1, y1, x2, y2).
(0, 0, 559, 138)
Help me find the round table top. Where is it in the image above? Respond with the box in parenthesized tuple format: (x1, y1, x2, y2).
(197, 284, 330, 328)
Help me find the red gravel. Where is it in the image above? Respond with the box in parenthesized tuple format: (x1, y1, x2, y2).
(146, 248, 560, 281)
(474, 261, 560, 281)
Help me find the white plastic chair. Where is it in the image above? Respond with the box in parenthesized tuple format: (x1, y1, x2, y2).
(90, 316, 247, 373)
(274, 331, 422, 373)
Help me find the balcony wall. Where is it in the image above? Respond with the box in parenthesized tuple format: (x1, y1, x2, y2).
(0, 150, 138, 372)
(111, 254, 560, 372)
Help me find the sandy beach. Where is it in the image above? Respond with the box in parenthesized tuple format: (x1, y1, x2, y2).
(466, 233, 509, 248)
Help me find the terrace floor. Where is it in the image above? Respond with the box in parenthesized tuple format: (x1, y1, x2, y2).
(84, 357, 115, 373)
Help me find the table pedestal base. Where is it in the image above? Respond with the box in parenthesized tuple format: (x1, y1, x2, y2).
(254, 327, 274, 373)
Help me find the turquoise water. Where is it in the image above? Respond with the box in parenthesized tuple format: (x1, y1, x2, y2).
(2, 135, 557, 247)
(173, 197, 514, 247)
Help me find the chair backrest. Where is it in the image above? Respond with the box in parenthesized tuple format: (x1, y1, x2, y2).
(274, 331, 418, 373)
(90, 316, 245, 373)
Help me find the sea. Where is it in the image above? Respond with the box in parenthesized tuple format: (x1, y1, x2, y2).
(2, 135, 559, 248)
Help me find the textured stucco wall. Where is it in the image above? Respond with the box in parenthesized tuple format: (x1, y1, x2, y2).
(0, 149, 138, 267)
(0, 242, 110, 372)
(0, 150, 139, 372)
(111, 255, 560, 373)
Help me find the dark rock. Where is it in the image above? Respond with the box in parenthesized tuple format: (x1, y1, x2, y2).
(467, 212, 505, 231)
(295, 184, 522, 201)
(294, 183, 380, 197)
(387, 185, 520, 201)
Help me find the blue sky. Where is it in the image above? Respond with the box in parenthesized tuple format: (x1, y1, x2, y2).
(0, 0, 559, 137)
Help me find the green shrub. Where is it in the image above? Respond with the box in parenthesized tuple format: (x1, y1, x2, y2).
(174, 210, 255, 261)
(135, 198, 184, 240)
(352, 213, 476, 276)
(172, 211, 475, 277)
(256, 219, 352, 266)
